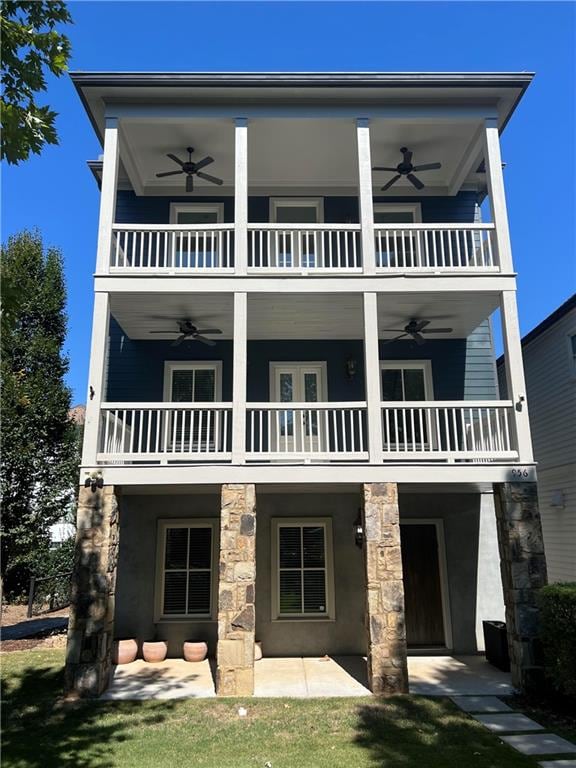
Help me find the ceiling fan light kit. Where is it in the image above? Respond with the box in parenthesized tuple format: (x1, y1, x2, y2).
(155, 147, 224, 193)
(372, 147, 442, 191)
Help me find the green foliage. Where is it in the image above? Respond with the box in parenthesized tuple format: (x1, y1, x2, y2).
(538, 582, 576, 697)
(0, 1, 72, 164)
(1, 231, 79, 599)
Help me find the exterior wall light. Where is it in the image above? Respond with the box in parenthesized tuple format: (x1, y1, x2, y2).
(353, 510, 364, 548)
(346, 357, 358, 380)
(84, 472, 104, 493)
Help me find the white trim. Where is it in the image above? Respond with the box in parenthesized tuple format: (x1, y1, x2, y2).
(96, 119, 119, 274)
(379, 360, 434, 400)
(162, 361, 223, 402)
(269, 197, 324, 223)
(271, 517, 335, 621)
(154, 518, 219, 622)
(232, 292, 248, 462)
(400, 518, 453, 650)
(373, 203, 422, 223)
(356, 119, 376, 274)
(81, 292, 110, 467)
(169, 202, 224, 224)
(269, 362, 328, 403)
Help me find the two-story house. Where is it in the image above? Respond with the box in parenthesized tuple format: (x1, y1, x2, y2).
(65, 72, 547, 698)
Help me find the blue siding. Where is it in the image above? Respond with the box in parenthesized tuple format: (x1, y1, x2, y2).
(114, 191, 478, 225)
(106, 318, 496, 402)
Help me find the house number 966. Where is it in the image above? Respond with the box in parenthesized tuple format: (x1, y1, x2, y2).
(511, 468, 530, 478)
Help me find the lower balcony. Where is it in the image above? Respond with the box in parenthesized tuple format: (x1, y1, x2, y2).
(97, 400, 517, 465)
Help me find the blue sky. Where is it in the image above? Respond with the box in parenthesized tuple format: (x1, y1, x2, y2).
(3, 1, 575, 403)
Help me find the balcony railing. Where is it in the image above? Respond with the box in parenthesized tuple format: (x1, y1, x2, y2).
(96, 400, 516, 465)
(107, 223, 498, 275)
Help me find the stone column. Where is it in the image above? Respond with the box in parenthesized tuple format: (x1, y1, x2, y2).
(65, 485, 119, 697)
(494, 482, 548, 692)
(216, 483, 256, 696)
(362, 483, 408, 695)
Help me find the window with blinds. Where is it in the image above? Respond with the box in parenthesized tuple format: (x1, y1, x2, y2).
(158, 523, 214, 619)
(273, 521, 334, 619)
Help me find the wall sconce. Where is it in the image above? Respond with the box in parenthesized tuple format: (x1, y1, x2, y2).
(346, 357, 358, 381)
(353, 510, 364, 548)
(84, 471, 104, 493)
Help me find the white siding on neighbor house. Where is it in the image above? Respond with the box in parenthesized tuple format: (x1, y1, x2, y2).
(501, 305, 576, 582)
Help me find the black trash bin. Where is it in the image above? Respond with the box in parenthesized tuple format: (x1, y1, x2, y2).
(483, 620, 510, 672)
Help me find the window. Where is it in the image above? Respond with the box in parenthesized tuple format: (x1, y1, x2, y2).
(270, 199, 324, 268)
(155, 521, 217, 620)
(169, 203, 224, 268)
(272, 519, 335, 620)
(373, 203, 422, 268)
(163, 362, 222, 451)
(380, 361, 433, 448)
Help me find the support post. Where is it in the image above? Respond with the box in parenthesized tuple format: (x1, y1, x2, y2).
(96, 118, 120, 275)
(234, 117, 248, 275)
(362, 483, 408, 695)
(81, 292, 110, 469)
(500, 290, 534, 463)
(483, 118, 514, 273)
(232, 292, 248, 464)
(493, 482, 547, 692)
(65, 485, 119, 697)
(356, 118, 376, 274)
(216, 484, 256, 696)
(363, 292, 384, 463)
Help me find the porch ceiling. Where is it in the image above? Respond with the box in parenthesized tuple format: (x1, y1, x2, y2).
(117, 116, 482, 196)
(109, 292, 499, 341)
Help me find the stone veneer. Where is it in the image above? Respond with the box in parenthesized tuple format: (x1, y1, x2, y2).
(494, 482, 548, 693)
(216, 484, 257, 696)
(65, 485, 119, 697)
(362, 483, 409, 695)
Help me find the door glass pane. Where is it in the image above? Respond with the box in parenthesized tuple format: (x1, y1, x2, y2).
(165, 528, 188, 569)
(171, 371, 195, 402)
(382, 369, 404, 401)
(303, 571, 326, 613)
(279, 527, 301, 568)
(404, 369, 426, 400)
(279, 372, 294, 436)
(177, 210, 219, 224)
(303, 373, 318, 403)
(275, 206, 318, 224)
(303, 526, 325, 568)
(193, 369, 215, 402)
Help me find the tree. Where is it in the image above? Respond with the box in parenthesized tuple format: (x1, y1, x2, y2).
(1, 231, 79, 599)
(1, 1, 72, 164)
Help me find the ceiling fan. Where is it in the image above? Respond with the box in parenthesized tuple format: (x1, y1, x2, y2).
(381, 319, 453, 346)
(149, 319, 223, 347)
(155, 147, 223, 192)
(373, 147, 442, 191)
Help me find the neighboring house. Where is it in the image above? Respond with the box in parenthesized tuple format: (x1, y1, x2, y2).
(498, 295, 576, 583)
(66, 71, 546, 698)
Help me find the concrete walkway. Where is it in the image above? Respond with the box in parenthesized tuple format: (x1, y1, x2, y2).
(102, 654, 512, 700)
(452, 695, 576, 764)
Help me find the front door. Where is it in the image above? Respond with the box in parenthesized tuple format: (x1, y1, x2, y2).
(400, 522, 447, 647)
(271, 363, 325, 452)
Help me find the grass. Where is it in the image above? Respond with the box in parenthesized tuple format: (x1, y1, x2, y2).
(0, 649, 546, 768)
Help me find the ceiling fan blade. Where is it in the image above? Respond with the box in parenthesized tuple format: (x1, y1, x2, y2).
(402, 148, 413, 165)
(193, 328, 222, 335)
(420, 327, 453, 334)
(167, 153, 185, 167)
(381, 333, 408, 345)
(193, 156, 214, 171)
(412, 162, 442, 172)
(381, 174, 401, 191)
(410, 332, 426, 346)
(196, 171, 223, 186)
(149, 330, 178, 333)
(407, 173, 424, 190)
(411, 319, 430, 332)
(372, 166, 399, 172)
(156, 170, 184, 178)
(380, 328, 407, 332)
(171, 334, 187, 347)
(194, 335, 216, 347)
(186, 174, 194, 192)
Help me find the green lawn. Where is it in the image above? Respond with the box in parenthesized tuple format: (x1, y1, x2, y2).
(0, 649, 546, 768)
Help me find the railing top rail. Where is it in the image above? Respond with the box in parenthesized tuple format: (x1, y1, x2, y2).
(248, 223, 362, 231)
(374, 223, 495, 231)
(102, 402, 233, 410)
(112, 223, 234, 232)
(248, 401, 368, 409)
(380, 400, 513, 408)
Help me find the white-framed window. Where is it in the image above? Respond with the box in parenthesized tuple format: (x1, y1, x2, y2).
(373, 203, 422, 268)
(155, 519, 218, 621)
(271, 518, 335, 620)
(163, 362, 222, 451)
(169, 203, 225, 268)
(380, 361, 434, 448)
(269, 198, 324, 268)
(170, 203, 224, 225)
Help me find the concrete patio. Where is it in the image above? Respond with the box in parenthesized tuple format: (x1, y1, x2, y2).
(101, 654, 513, 700)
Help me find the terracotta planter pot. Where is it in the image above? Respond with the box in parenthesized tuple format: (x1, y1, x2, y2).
(183, 641, 208, 663)
(142, 641, 168, 663)
(254, 642, 263, 662)
(112, 638, 138, 665)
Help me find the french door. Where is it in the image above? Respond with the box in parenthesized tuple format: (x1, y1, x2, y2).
(270, 199, 323, 269)
(381, 361, 432, 450)
(164, 363, 219, 452)
(271, 363, 326, 452)
(170, 204, 224, 268)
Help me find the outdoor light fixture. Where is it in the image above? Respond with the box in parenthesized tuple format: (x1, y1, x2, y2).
(346, 357, 358, 380)
(353, 510, 364, 548)
(84, 472, 104, 493)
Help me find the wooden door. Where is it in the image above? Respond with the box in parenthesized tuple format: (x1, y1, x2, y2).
(400, 523, 446, 647)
